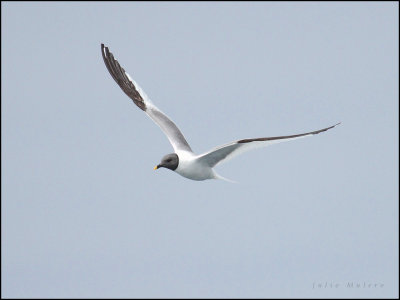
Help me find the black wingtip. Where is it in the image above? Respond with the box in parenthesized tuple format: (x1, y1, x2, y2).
(311, 122, 341, 135)
(101, 43, 106, 52)
(326, 122, 341, 131)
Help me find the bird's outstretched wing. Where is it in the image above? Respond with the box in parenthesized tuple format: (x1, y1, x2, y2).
(101, 44, 193, 153)
(197, 123, 340, 167)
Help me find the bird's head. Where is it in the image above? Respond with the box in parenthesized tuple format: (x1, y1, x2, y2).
(154, 153, 179, 171)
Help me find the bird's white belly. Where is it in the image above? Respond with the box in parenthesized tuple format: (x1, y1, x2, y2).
(175, 152, 215, 181)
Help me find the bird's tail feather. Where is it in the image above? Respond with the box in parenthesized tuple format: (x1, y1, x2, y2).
(214, 173, 237, 183)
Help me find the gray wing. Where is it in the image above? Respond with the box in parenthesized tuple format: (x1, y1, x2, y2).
(101, 44, 193, 153)
(197, 123, 340, 167)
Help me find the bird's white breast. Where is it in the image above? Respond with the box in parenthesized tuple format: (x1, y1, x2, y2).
(175, 151, 216, 181)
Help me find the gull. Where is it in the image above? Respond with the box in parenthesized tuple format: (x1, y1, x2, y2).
(101, 44, 340, 182)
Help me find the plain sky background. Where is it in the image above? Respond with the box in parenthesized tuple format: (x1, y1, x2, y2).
(2, 2, 398, 298)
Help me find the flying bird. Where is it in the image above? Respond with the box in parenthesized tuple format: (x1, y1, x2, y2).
(101, 44, 339, 181)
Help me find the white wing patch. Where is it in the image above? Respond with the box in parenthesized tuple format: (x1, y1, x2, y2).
(198, 123, 340, 167)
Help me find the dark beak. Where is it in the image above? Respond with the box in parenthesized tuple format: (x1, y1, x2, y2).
(154, 164, 161, 170)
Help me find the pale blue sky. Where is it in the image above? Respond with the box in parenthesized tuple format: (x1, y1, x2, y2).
(2, 2, 398, 298)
